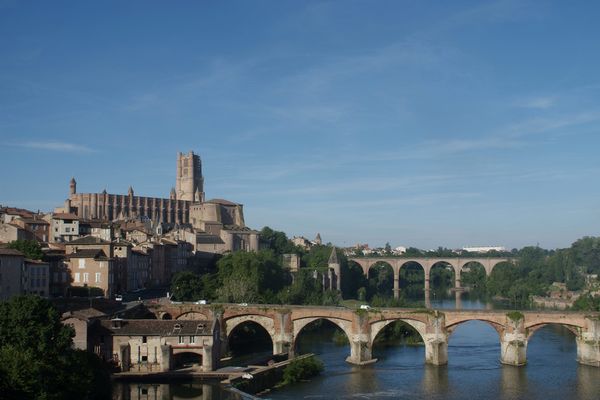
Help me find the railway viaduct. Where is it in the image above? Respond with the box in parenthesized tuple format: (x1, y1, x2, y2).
(348, 257, 512, 299)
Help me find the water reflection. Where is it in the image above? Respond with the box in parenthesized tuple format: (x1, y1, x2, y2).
(421, 364, 448, 396)
(576, 365, 600, 400)
(112, 382, 238, 400)
(500, 365, 528, 398)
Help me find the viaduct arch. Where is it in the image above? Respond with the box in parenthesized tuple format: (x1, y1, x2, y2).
(348, 257, 512, 301)
(145, 304, 600, 369)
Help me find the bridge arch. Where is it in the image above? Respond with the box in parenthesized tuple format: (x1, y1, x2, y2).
(526, 322, 581, 340)
(367, 261, 395, 297)
(225, 315, 276, 342)
(370, 318, 427, 344)
(172, 349, 203, 369)
(159, 312, 172, 320)
(292, 316, 353, 350)
(446, 318, 504, 339)
(176, 311, 210, 320)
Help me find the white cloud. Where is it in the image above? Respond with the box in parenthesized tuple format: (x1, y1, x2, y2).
(514, 96, 557, 109)
(13, 141, 93, 153)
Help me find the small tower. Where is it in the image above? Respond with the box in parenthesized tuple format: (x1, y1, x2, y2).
(194, 187, 203, 203)
(128, 186, 134, 197)
(315, 233, 322, 245)
(328, 246, 341, 291)
(170, 187, 176, 200)
(69, 177, 77, 196)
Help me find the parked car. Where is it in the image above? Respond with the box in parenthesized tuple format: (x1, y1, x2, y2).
(359, 304, 371, 310)
(195, 299, 209, 305)
(115, 294, 123, 302)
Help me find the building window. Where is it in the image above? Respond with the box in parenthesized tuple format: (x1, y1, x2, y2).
(142, 336, 147, 344)
(78, 259, 85, 269)
(178, 336, 184, 344)
(189, 336, 195, 344)
(74, 273, 80, 283)
(83, 273, 89, 283)
(95, 273, 101, 283)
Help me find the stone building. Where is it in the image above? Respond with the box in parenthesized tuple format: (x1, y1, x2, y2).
(46, 213, 80, 243)
(0, 248, 24, 300)
(0, 222, 36, 243)
(57, 151, 259, 253)
(65, 248, 115, 298)
(24, 258, 49, 297)
(11, 217, 49, 243)
(90, 319, 219, 372)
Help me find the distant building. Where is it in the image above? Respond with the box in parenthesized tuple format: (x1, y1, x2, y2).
(292, 236, 312, 249)
(46, 213, 80, 243)
(462, 246, 506, 253)
(0, 222, 36, 243)
(55, 151, 259, 253)
(24, 258, 49, 297)
(314, 233, 322, 245)
(0, 248, 25, 300)
(393, 246, 407, 255)
(11, 217, 50, 243)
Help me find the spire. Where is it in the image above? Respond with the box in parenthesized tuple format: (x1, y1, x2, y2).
(128, 186, 134, 197)
(69, 177, 77, 196)
(170, 187, 176, 200)
(328, 246, 339, 264)
(315, 233, 322, 245)
(194, 187, 201, 202)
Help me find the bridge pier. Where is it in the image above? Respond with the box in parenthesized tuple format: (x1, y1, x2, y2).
(202, 344, 214, 371)
(425, 337, 448, 365)
(500, 336, 528, 366)
(424, 290, 431, 308)
(273, 336, 293, 356)
(424, 313, 447, 365)
(346, 334, 377, 365)
(160, 344, 172, 372)
(393, 273, 400, 299)
(577, 317, 600, 367)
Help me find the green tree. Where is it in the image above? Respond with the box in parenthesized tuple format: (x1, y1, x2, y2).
(8, 239, 43, 260)
(260, 226, 298, 255)
(216, 250, 286, 303)
(0, 295, 111, 400)
(170, 271, 204, 301)
(384, 242, 392, 255)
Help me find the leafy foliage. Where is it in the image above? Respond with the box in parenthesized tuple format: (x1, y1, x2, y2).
(282, 356, 324, 385)
(260, 226, 299, 255)
(216, 250, 287, 303)
(8, 239, 43, 260)
(0, 296, 111, 400)
(170, 271, 204, 301)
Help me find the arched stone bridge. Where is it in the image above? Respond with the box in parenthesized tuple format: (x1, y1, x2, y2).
(348, 257, 512, 299)
(146, 303, 600, 368)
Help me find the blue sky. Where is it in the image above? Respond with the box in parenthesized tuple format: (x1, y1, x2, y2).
(1, 0, 600, 250)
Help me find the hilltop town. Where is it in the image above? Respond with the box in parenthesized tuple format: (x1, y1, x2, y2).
(0, 151, 261, 301)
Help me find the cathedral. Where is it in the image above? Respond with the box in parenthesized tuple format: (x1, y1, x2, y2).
(59, 151, 259, 252)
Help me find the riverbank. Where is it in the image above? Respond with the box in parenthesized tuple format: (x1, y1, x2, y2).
(112, 353, 318, 398)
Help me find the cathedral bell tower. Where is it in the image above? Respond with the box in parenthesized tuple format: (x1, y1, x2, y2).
(175, 151, 204, 202)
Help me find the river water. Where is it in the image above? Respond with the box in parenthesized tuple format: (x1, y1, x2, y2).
(113, 298, 600, 400)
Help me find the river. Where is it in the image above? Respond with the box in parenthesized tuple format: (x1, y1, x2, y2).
(113, 298, 600, 400)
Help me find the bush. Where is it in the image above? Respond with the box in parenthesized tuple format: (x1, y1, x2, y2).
(282, 356, 324, 385)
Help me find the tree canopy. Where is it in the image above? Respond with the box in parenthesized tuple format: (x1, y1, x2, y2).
(8, 239, 43, 260)
(0, 295, 111, 400)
